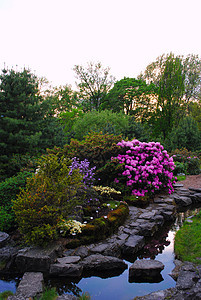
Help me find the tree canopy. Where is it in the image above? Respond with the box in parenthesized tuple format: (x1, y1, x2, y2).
(74, 62, 115, 111)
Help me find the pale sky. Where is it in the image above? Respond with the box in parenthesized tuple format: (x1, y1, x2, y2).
(0, 0, 201, 89)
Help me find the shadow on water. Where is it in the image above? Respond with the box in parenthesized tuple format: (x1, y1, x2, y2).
(1, 205, 201, 299)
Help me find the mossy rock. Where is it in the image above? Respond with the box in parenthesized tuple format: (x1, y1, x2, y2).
(65, 202, 129, 248)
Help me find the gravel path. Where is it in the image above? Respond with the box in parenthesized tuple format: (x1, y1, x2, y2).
(180, 174, 201, 189)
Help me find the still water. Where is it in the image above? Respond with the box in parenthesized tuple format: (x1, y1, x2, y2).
(0, 207, 199, 299)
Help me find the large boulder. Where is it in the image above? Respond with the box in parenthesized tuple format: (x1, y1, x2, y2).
(8, 272, 43, 299)
(81, 254, 127, 275)
(173, 195, 192, 206)
(129, 259, 164, 283)
(15, 244, 63, 273)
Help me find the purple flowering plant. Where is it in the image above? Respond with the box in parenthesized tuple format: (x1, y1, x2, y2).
(112, 139, 176, 197)
(69, 157, 96, 187)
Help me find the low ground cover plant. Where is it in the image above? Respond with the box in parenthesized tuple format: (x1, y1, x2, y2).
(174, 210, 201, 264)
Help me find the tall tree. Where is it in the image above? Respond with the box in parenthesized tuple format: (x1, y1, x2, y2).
(103, 77, 157, 121)
(0, 68, 44, 156)
(73, 62, 115, 111)
(152, 53, 185, 140)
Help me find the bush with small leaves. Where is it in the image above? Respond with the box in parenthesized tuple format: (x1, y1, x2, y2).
(12, 154, 83, 246)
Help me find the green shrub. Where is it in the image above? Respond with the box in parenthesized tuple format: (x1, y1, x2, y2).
(171, 148, 200, 175)
(0, 290, 14, 300)
(173, 161, 187, 175)
(0, 171, 33, 232)
(37, 287, 58, 300)
(12, 154, 83, 246)
(0, 206, 14, 232)
(48, 132, 123, 186)
(0, 171, 33, 208)
(72, 110, 128, 141)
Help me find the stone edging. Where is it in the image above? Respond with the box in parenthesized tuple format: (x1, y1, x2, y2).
(2, 183, 201, 299)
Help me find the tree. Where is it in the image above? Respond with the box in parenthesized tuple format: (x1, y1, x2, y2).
(150, 54, 185, 140)
(103, 77, 157, 121)
(0, 68, 44, 156)
(0, 68, 68, 180)
(168, 116, 201, 152)
(44, 84, 79, 116)
(73, 62, 115, 111)
(72, 110, 128, 141)
(140, 53, 201, 113)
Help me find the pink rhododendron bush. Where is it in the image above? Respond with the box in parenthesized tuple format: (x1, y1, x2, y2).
(112, 139, 176, 197)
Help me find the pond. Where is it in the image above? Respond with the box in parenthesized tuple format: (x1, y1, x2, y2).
(0, 206, 200, 299)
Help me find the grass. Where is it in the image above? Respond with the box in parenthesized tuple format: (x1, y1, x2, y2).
(174, 211, 201, 264)
(176, 174, 186, 181)
(36, 288, 58, 300)
(0, 291, 14, 300)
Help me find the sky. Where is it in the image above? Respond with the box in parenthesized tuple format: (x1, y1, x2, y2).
(0, 0, 201, 89)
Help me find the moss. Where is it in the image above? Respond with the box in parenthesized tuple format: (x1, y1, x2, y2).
(64, 202, 129, 248)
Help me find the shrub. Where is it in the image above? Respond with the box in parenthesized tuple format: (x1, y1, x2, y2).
(12, 154, 83, 246)
(173, 161, 187, 176)
(0, 207, 14, 232)
(168, 116, 201, 152)
(69, 157, 96, 186)
(0, 171, 32, 208)
(112, 139, 176, 196)
(0, 171, 32, 232)
(72, 110, 128, 141)
(171, 148, 200, 175)
(48, 132, 123, 185)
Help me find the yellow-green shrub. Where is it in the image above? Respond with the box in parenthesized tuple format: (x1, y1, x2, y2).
(12, 154, 83, 246)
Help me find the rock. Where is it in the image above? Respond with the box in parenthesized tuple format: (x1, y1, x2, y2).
(56, 295, 79, 300)
(90, 244, 109, 254)
(0, 232, 9, 248)
(57, 256, 81, 264)
(81, 254, 127, 273)
(169, 259, 183, 280)
(138, 222, 158, 237)
(129, 259, 164, 282)
(12, 272, 43, 299)
(15, 244, 63, 273)
(190, 193, 201, 203)
(0, 246, 19, 272)
(50, 263, 83, 277)
(174, 195, 192, 206)
(138, 211, 157, 220)
(176, 269, 199, 290)
(70, 246, 89, 258)
(122, 235, 145, 256)
(189, 187, 201, 193)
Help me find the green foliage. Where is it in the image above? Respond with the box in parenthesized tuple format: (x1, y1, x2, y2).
(48, 132, 123, 186)
(173, 161, 187, 176)
(0, 206, 14, 232)
(168, 116, 201, 152)
(0, 171, 33, 208)
(0, 171, 33, 231)
(36, 287, 58, 300)
(12, 154, 83, 246)
(0, 290, 14, 300)
(72, 110, 128, 141)
(74, 61, 115, 111)
(104, 77, 157, 119)
(124, 116, 151, 141)
(152, 53, 185, 140)
(174, 211, 201, 264)
(171, 148, 200, 175)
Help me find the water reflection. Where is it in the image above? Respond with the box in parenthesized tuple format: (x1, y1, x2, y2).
(1, 206, 201, 299)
